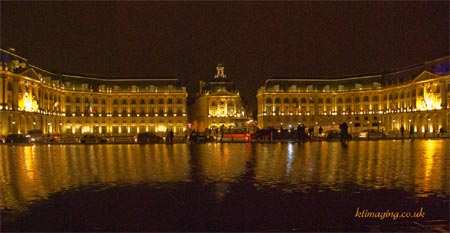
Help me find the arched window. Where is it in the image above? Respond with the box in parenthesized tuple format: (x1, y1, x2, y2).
(265, 98, 272, 104)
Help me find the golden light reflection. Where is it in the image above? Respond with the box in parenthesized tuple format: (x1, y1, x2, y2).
(0, 142, 448, 214)
(422, 140, 436, 191)
(197, 143, 250, 182)
(254, 141, 448, 196)
(23, 146, 36, 181)
(0, 144, 191, 212)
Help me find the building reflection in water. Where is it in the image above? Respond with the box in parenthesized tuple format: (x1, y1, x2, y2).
(253, 140, 448, 196)
(0, 144, 191, 212)
(192, 143, 252, 201)
(0, 141, 448, 213)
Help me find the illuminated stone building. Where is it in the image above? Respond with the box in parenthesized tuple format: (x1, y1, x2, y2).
(257, 56, 450, 135)
(191, 64, 250, 132)
(0, 48, 188, 136)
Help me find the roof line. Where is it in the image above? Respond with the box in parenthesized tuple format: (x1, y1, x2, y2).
(0, 48, 28, 61)
(266, 75, 382, 82)
(268, 55, 449, 80)
(61, 74, 180, 82)
(29, 65, 58, 76)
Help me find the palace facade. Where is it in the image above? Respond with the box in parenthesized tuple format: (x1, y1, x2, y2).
(0, 49, 188, 136)
(257, 56, 450, 135)
(191, 64, 250, 132)
(2, 48, 449, 137)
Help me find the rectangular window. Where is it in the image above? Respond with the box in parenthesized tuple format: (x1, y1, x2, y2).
(121, 126, 128, 134)
(138, 126, 146, 133)
(373, 104, 378, 111)
(112, 126, 119, 134)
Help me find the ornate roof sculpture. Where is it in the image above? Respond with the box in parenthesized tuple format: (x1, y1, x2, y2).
(199, 63, 237, 95)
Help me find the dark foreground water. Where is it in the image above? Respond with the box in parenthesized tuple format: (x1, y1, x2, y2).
(1, 140, 449, 231)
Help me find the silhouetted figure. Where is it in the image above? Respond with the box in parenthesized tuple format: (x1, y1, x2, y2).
(339, 122, 349, 144)
(169, 130, 174, 144)
(297, 125, 302, 140)
(319, 126, 323, 135)
(298, 124, 306, 141)
(220, 124, 225, 142)
(165, 129, 170, 144)
(409, 124, 414, 139)
(400, 125, 405, 139)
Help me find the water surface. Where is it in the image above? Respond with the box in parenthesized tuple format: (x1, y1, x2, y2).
(1, 140, 448, 231)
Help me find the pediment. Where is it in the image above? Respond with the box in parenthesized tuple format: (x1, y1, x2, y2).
(19, 68, 42, 81)
(412, 71, 440, 83)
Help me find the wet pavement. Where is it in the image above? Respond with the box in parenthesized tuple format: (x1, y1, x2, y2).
(1, 140, 449, 231)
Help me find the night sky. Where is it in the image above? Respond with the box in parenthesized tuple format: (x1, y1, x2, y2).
(1, 1, 449, 110)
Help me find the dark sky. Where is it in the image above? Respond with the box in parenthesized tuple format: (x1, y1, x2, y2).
(1, 1, 449, 110)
